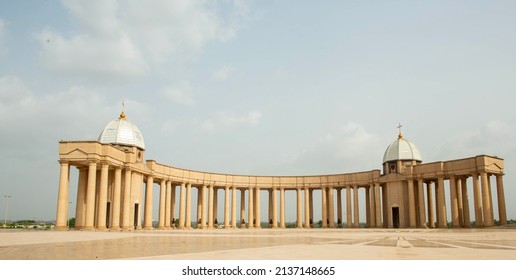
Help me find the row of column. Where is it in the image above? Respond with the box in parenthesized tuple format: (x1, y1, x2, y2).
(57, 162, 383, 231)
(56, 161, 137, 231)
(406, 173, 507, 228)
(151, 183, 382, 230)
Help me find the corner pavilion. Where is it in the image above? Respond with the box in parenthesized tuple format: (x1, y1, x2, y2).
(55, 111, 507, 230)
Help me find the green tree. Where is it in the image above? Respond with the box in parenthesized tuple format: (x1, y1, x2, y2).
(68, 217, 75, 228)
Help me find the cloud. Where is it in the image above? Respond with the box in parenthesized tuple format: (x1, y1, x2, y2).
(281, 122, 384, 173)
(36, 0, 249, 82)
(201, 110, 262, 131)
(37, 28, 148, 82)
(212, 65, 234, 81)
(0, 18, 7, 57)
(0, 75, 146, 142)
(158, 81, 195, 106)
(435, 121, 516, 161)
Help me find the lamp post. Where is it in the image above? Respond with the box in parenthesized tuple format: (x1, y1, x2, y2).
(3, 195, 11, 228)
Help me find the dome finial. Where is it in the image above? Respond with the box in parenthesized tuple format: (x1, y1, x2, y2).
(397, 122, 403, 139)
(119, 99, 126, 119)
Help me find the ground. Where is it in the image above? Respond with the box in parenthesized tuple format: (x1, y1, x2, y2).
(1, 226, 516, 260)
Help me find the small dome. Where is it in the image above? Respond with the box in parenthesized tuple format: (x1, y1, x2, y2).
(98, 112, 145, 150)
(383, 134, 422, 164)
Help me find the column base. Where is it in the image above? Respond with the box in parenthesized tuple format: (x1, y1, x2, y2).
(55, 226, 68, 231)
(110, 226, 121, 231)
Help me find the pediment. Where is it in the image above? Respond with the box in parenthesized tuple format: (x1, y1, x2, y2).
(64, 148, 89, 159)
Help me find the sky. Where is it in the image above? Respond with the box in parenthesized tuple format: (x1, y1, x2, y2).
(0, 0, 515, 223)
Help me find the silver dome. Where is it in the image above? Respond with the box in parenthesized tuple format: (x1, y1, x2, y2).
(98, 112, 145, 150)
(383, 134, 422, 164)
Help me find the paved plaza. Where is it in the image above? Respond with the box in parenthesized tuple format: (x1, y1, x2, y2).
(1, 226, 516, 260)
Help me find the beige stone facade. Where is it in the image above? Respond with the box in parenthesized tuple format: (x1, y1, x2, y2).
(55, 114, 507, 231)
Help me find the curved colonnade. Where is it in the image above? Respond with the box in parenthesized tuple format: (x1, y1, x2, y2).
(55, 141, 507, 231)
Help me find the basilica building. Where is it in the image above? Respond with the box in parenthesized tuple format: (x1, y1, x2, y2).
(55, 111, 507, 230)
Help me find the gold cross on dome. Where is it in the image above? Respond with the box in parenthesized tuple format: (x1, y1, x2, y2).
(397, 123, 403, 138)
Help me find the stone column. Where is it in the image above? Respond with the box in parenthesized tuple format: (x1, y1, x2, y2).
(449, 176, 459, 228)
(461, 178, 471, 228)
(122, 168, 132, 230)
(196, 188, 202, 227)
(321, 187, 327, 228)
(178, 183, 186, 229)
(75, 167, 87, 229)
(296, 187, 303, 228)
(213, 188, 218, 226)
(309, 189, 314, 227)
(456, 178, 464, 227)
(346, 186, 352, 228)
(375, 183, 382, 228)
(272, 188, 278, 228)
(224, 186, 230, 229)
(353, 186, 359, 228)
(268, 190, 273, 227)
(185, 183, 192, 229)
(495, 175, 507, 225)
(408, 179, 416, 228)
(337, 188, 343, 228)
(84, 161, 97, 230)
(105, 167, 117, 229)
(304, 187, 310, 228)
(56, 161, 70, 231)
(240, 189, 246, 228)
(417, 179, 425, 228)
(97, 163, 109, 230)
(248, 186, 254, 229)
(201, 185, 207, 228)
(158, 180, 166, 229)
(481, 172, 494, 227)
(171, 184, 176, 228)
(365, 187, 370, 228)
(426, 181, 435, 228)
(255, 187, 261, 228)
(231, 186, 237, 228)
(165, 181, 172, 228)
(280, 187, 286, 228)
(328, 187, 334, 228)
(436, 177, 447, 228)
(369, 185, 376, 228)
(472, 173, 483, 227)
(143, 176, 154, 230)
(208, 185, 214, 229)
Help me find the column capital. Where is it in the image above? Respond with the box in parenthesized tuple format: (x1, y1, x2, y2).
(58, 160, 69, 165)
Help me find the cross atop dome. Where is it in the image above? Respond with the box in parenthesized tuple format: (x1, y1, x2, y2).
(119, 99, 126, 119)
(397, 122, 403, 139)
